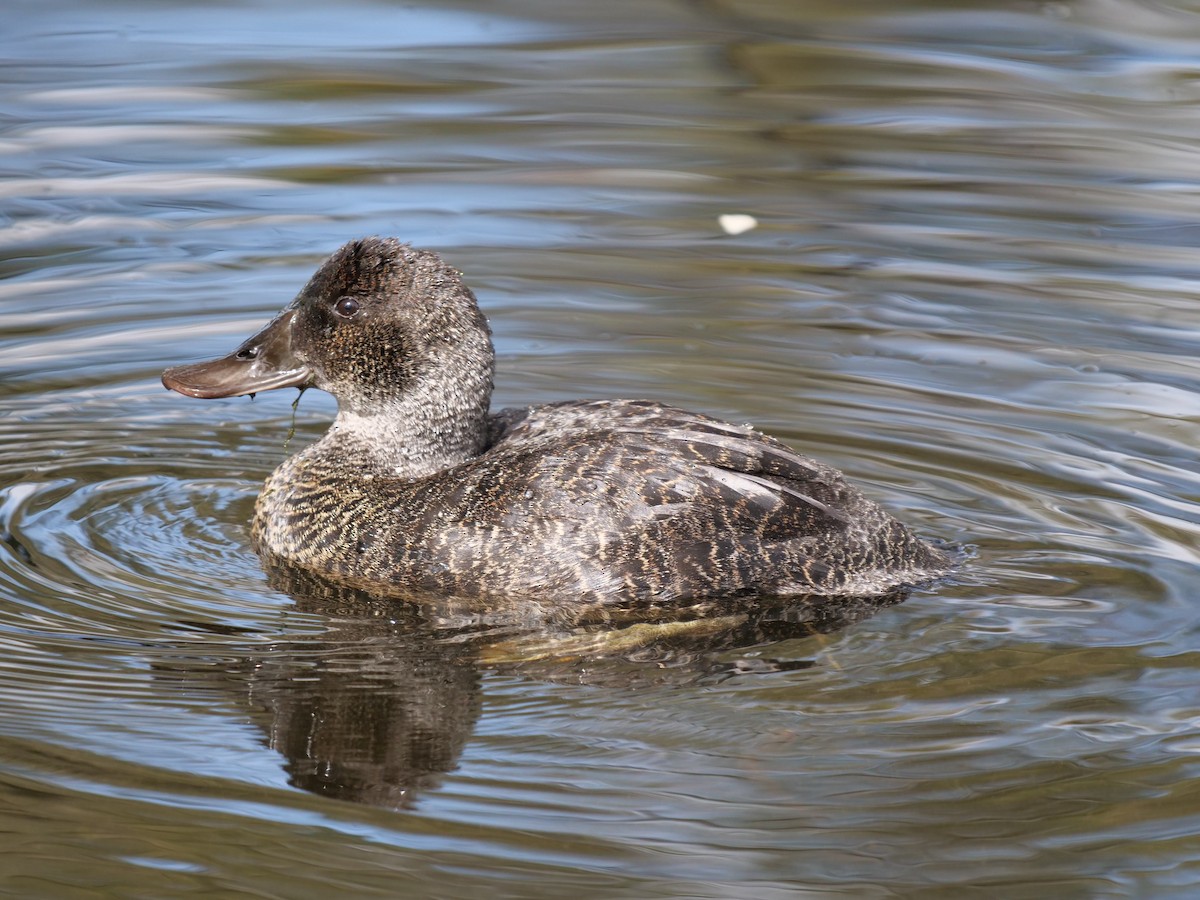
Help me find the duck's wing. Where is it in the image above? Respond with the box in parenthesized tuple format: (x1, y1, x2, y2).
(622, 417, 950, 597)
(618, 423, 848, 520)
(484, 401, 944, 599)
(491, 400, 859, 533)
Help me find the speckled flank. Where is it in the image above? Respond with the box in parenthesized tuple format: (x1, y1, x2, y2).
(210, 238, 956, 604)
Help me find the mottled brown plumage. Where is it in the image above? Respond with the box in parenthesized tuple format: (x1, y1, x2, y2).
(164, 238, 951, 605)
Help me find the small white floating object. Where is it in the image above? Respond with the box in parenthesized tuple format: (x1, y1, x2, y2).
(718, 213, 758, 235)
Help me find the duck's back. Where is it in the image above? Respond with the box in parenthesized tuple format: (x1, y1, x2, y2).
(252, 399, 950, 603)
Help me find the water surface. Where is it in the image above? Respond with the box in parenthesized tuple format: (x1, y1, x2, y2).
(5, 0, 1200, 896)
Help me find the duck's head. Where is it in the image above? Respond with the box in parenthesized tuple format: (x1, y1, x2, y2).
(162, 238, 495, 423)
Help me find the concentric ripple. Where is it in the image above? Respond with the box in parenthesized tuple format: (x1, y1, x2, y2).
(0, 399, 314, 648)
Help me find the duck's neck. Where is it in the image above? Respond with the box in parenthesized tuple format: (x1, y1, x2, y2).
(320, 373, 493, 480)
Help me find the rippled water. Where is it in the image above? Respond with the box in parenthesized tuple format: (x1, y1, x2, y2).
(6, 0, 1200, 895)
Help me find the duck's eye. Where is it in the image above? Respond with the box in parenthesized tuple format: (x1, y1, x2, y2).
(334, 296, 360, 319)
(334, 296, 360, 318)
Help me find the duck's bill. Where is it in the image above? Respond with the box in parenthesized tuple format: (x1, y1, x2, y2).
(162, 309, 312, 399)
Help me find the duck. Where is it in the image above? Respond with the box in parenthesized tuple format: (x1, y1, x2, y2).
(163, 237, 951, 605)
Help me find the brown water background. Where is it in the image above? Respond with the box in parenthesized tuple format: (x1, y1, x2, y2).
(5, 0, 1200, 896)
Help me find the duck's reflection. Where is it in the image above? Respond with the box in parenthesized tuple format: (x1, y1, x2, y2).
(178, 562, 910, 810)
(232, 565, 482, 809)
